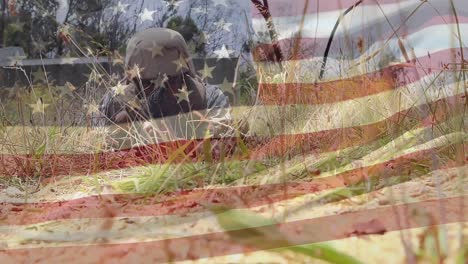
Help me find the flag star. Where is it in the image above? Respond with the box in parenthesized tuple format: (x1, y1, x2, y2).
(211, 0, 230, 7)
(29, 98, 50, 114)
(139, 8, 156, 23)
(213, 45, 234, 60)
(33, 39, 49, 53)
(86, 100, 101, 116)
(175, 85, 192, 103)
(165, 0, 183, 8)
(57, 81, 76, 97)
(215, 19, 232, 32)
(112, 82, 128, 96)
(147, 42, 165, 58)
(198, 63, 215, 80)
(32, 68, 49, 83)
(112, 1, 129, 15)
(151, 73, 169, 88)
(126, 64, 143, 80)
(172, 56, 189, 72)
(219, 78, 233, 94)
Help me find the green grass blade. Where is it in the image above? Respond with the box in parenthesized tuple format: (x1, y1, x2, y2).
(280, 243, 363, 264)
(208, 205, 363, 264)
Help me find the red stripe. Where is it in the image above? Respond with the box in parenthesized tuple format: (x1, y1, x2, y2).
(1, 195, 466, 262)
(1, 142, 464, 226)
(257, 48, 464, 105)
(0, 95, 462, 178)
(251, 0, 406, 18)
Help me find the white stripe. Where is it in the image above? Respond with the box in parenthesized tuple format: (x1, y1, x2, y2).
(256, 23, 468, 81)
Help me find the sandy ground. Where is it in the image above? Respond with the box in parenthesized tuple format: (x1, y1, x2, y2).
(0, 164, 466, 263)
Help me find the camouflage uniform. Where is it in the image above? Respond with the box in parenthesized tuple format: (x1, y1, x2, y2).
(93, 28, 232, 141)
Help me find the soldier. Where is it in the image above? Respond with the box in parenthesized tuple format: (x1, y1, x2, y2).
(93, 28, 234, 153)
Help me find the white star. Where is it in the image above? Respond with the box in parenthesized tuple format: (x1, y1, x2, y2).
(172, 56, 189, 72)
(215, 19, 232, 32)
(32, 39, 49, 53)
(112, 82, 128, 96)
(212, 0, 230, 7)
(139, 8, 156, 23)
(57, 81, 76, 97)
(165, 0, 183, 8)
(86, 100, 101, 116)
(151, 73, 169, 88)
(213, 45, 234, 60)
(146, 41, 165, 58)
(32, 68, 49, 83)
(219, 78, 233, 94)
(29, 98, 50, 114)
(198, 63, 215, 80)
(112, 1, 129, 15)
(126, 64, 143, 80)
(175, 85, 192, 104)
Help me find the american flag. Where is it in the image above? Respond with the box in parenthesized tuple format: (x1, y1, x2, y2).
(0, 0, 466, 262)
